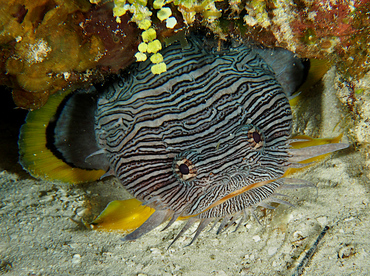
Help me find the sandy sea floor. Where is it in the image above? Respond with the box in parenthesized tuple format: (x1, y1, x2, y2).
(0, 68, 369, 276)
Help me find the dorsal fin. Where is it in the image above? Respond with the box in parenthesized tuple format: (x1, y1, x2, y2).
(254, 47, 310, 97)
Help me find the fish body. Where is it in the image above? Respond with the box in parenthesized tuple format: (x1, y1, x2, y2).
(19, 35, 348, 243)
(96, 37, 291, 218)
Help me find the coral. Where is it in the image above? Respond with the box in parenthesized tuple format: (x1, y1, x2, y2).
(244, 0, 271, 28)
(335, 2, 370, 79)
(112, 0, 166, 74)
(0, 1, 142, 109)
(335, 70, 370, 173)
(0, 0, 185, 108)
(1, 0, 95, 109)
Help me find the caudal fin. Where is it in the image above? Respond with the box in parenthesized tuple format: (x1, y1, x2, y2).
(19, 89, 108, 183)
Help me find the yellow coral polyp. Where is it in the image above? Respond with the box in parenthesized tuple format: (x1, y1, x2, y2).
(113, 6, 128, 17)
(157, 7, 172, 21)
(134, 0, 148, 6)
(133, 12, 145, 22)
(138, 19, 152, 30)
(151, 62, 167, 74)
(112, 0, 227, 75)
(166, 17, 177, 28)
(175, 0, 223, 25)
(138, 42, 148, 52)
(147, 39, 162, 53)
(135, 52, 147, 61)
(130, 4, 152, 22)
(150, 53, 164, 64)
(113, 1, 153, 28)
(153, 0, 165, 9)
(141, 28, 157, 42)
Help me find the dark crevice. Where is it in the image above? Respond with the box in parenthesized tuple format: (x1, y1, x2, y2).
(0, 86, 28, 174)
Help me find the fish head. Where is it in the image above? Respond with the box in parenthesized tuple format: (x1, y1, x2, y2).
(97, 68, 293, 218)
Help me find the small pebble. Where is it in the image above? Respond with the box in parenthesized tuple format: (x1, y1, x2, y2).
(72, 254, 81, 264)
(252, 235, 261, 242)
(316, 216, 328, 227)
(338, 245, 355, 259)
(268, 247, 277, 255)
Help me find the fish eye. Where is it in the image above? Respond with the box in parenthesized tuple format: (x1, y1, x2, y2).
(173, 152, 198, 182)
(179, 163, 190, 175)
(253, 131, 261, 143)
(247, 127, 264, 150)
(174, 159, 196, 181)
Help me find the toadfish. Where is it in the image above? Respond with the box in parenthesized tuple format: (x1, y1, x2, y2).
(19, 35, 348, 245)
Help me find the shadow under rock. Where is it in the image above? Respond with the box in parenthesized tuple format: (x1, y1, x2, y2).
(0, 86, 29, 177)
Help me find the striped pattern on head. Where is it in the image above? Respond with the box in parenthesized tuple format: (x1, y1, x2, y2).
(95, 36, 292, 220)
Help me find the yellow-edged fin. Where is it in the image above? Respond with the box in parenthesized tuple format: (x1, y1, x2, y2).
(289, 93, 301, 106)
(18, 91, 105, 183)
(289, 59, 332, 106)
(90, 199, 155, 233)
(284, 134, 343, 176)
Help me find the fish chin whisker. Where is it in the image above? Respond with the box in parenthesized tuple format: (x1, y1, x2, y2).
(288, 138, 311, 144)
(170, 182, 311, 247)
(171, 210, 253, 247)
(213, 213, 243, 235)
(165, 174, 320, 247)
(207, 218, 220, 232)
(216, 215, 233, 235)
(273, 192, 292, 198)
(167, 217, 198, 249)
(286, 162, 315, 169)
(288, 143, 349, 163)
(233, 210, 250, 232)
(161, 211, 182, 232)
(258, 202, 277, 209)
(261, 197, 295, 208)
(280, 178, 317, 192)
(279, 177, 318, 199)
(251, 209, 262, 225)
(221, 215, 240, 233)
(186, 218, 213, 247)
(206, 211, 248, 235)
(212, 210, 252, 235)
(283, 178, 315, 186)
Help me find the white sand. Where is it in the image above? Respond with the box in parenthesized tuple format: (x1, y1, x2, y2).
(1, 67, 369, 275)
